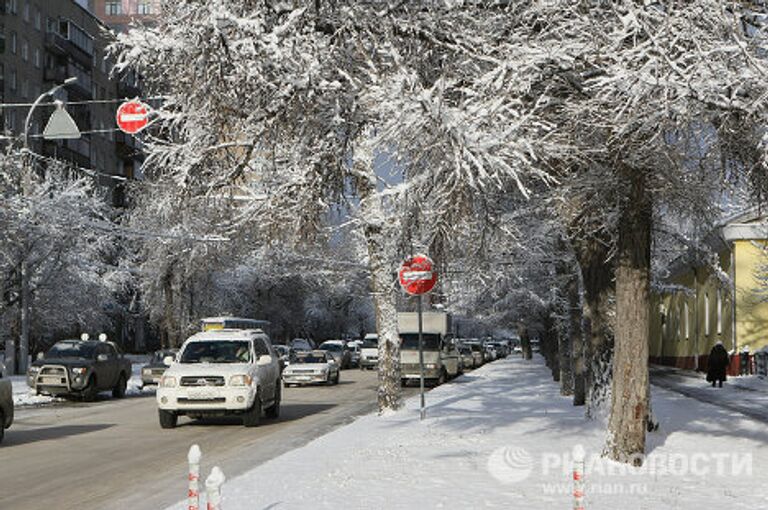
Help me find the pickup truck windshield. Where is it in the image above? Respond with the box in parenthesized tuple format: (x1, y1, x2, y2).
(362, 340, 377, 348)
(180, 341, 251, 363)
(47, 343, 96, 359)
(319, 343, 343, 352)
(400, 334, 441, 350)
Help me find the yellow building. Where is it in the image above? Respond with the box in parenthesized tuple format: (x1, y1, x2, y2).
(650, 211, 768, 373)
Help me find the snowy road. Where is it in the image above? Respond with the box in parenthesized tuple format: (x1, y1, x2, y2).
(1, 369, 417, 510)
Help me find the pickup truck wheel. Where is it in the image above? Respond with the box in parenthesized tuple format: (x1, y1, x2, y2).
(112, 374, 127, 399)
(333, 371, 340, 385)
(83, 376, 99, 402)
(158, 409, 177, 429)
(243, 393, 262, 427)
(265, 382, 281, 419)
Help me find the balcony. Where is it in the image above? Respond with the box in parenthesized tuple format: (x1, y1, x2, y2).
(44, 32, 92, 68)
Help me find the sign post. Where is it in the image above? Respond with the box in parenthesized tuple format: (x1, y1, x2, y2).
(398, 254, 438, 420)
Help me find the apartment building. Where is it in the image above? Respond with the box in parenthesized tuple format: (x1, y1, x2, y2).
(1, 0, 143, 205)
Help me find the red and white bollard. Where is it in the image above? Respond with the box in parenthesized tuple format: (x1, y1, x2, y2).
(188, 444, 202, 510)
(205, 466, 226, 510)
(572, 445, 585, 510)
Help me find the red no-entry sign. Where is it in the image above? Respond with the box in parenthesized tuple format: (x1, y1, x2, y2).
(398, 254, 438, 295)
(116, 100, 150, 134)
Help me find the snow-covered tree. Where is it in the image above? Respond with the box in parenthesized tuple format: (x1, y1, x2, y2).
(0, 149, 126, 373)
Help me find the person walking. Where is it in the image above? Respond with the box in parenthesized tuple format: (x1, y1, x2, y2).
(707, 341, 730, 388)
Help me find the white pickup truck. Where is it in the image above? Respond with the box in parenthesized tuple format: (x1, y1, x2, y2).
(156, 329, 281, 428)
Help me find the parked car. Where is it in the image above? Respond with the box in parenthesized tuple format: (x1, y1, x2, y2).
(318, 341, 351, 369)
(347, 342, 361, 368)
(458, 345, 475, 369)
(282, 350, 340, 386)
(465, 341, 485, 367)
(484, 344, 498, 362)
(27, 339, 132, 401)
(0, 362, 13, 444)
(140, 349, 178, 388)
(156, 329, 282, 428)
(290, 338, 315, 352)
(359, 334, 378, 370)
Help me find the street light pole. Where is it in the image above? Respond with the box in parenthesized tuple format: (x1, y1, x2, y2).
(16, 77, 77, 375)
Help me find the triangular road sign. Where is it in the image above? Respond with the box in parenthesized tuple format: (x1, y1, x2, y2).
(43, 101, 80, 140)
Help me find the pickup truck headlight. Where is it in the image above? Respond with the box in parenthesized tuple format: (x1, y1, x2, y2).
(229, 375, 253, 386)
(425, 364, 438, 369)
(142, 368, 152, 375)
(71, 367, 87, 375)
(160, 376, 177, 388)
(28, 366, 40, 375)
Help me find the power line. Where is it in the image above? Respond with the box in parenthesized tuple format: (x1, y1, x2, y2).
(0, 96, 168, 108)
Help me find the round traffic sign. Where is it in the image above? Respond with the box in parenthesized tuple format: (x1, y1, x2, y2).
(116, 100, 150, 134)
(398, 254, 438, 295)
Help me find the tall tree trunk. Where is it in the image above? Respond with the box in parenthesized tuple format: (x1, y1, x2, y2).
(559, 321, 573, 396)
(556, 240, 573, 396)
(354, 162, 402, 412)
(161, 267, 175, 349)
(604, 168, 651, 465)
(572, 234, 615, 418)
(569, 269, 586, 406)
(19, 258, 30, 375)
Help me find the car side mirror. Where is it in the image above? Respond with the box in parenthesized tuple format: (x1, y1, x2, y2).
(257, 355, 272, 366)
(97, 354, 108, 362)
(163, 356, 175, 366)
(37, 352, 44, 360)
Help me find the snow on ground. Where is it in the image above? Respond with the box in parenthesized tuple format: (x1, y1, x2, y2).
(163, 357, 768, 510)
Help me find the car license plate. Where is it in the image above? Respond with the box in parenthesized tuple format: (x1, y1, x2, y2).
(187, 388, 218, 399)
(42, 376, 63, 385)
(296, 376, 311, 381)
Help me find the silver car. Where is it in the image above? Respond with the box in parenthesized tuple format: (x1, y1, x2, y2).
(0, 363, 14, 444)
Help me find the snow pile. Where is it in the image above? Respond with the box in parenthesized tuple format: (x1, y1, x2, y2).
(164, 358, 768, 509)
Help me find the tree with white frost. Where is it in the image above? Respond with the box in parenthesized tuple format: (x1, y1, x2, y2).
(112, 0, 560, 410)
(0, 150, 125, 373)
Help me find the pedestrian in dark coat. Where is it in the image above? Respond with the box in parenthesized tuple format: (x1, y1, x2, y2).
(707, 342, 729, 388)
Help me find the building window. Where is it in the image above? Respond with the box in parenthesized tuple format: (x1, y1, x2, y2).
(20, 78, 28, 98)
(34, 47, 40, 68)
(717, 289, 723, 335)
(137, 2, 152, 14)
(0, 24, 5, 54)
(35, 8, 41, 30)
(105, 1, 122, 15)
(8, 0, 17, 14)
(21, 38, 27, 61)
(10, 31, 16, 54)
(704, 292, 710, 336)
(22, 1, 29, 22)
(9, 67, 16, 90)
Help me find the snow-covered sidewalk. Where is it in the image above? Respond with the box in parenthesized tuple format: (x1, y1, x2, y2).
(651, 364, 768, 423)
(164, 357, 768, 510)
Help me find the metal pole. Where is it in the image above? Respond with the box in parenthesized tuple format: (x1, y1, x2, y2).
(418, 294, 425, 420)
(16, 77, 77, 375)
